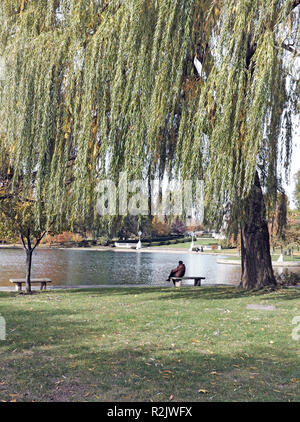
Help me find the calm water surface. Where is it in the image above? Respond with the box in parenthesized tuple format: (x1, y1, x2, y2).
(0, 248, 244, 287)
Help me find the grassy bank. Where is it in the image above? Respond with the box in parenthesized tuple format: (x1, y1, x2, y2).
(0, 286, 299, 402)
(153, 239, 237, 254)
(155, 239, 218, 248)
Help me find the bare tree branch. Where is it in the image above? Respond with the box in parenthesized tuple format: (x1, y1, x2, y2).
(20, 233, 27, 251)
(32, 231, 47, 251)
(32, 218, 55, 251)
(27, 229, 31, 251)
(0, 194, 13, 200)
(292, 0, 300, 10)
(281, 42, 299, 55)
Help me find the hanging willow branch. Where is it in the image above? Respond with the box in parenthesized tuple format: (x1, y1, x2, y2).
(0, 0, 299, 230)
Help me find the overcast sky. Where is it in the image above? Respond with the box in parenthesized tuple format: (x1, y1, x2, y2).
(284, 124, 300, 208)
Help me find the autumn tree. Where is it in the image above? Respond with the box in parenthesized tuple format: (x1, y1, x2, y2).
(269, 192, 288, 246)
(0, 206, 18, 244)
(0, 137, 70, 293)
(294, 169, 300, 210)
(170, 218, 187, 235)
(152, 216, 171, 237)
(0, 1, 299, 289)
(0, 197, 51, 293)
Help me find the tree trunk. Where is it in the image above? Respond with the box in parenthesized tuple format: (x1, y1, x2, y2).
(25, 248, 33, 293)
(240, 172, 277, 289)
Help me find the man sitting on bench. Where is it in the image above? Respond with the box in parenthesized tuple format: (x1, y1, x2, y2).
(166, 260, 186, 285)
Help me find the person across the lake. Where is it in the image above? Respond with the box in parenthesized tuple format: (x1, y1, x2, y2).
(166, 260, 186, 285)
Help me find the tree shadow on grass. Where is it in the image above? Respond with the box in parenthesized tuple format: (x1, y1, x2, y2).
(150, 287, 300, 302)
(1, 287, 300, 310)
(48, 286, 300, 302)
(1, 287, 299, 401)
(0, 285, 300, 300)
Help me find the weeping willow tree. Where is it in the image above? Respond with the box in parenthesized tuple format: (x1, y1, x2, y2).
(0, 0, 299, 289)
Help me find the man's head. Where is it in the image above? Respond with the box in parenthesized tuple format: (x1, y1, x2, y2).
(179, 260, 183, 265)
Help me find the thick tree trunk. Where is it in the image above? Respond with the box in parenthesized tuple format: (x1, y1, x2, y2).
(25, 248, 33, 293)
(240, 172, 277, 289)
(20, 230, 46, 294)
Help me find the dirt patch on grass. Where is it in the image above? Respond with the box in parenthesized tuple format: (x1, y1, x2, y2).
(45, 377, 134, 402)
(46, 378, 92, 401)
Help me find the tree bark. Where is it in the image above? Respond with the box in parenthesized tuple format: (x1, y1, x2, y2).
(19, 230, 46, 294)
(240, 172, 277, 289)
(25, 248, 33, 293)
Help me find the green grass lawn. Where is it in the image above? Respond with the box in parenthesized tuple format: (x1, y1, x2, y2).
(0, 286, 299, 402)
(154, 239, 237, 254)
(271, 255, 300, 262)
(155, 239, 218, 248)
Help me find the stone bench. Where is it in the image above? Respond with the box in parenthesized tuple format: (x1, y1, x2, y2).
(10, 278, 52, 291)
(171, 276, 206, 287)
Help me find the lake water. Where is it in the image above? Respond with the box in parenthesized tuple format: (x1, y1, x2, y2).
(0, 248, 242, 287)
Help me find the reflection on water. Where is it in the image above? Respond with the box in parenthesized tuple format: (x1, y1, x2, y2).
(0, 247, 289, 287)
